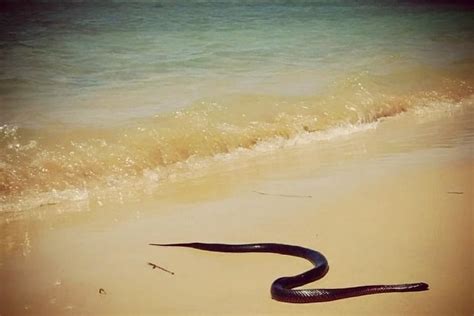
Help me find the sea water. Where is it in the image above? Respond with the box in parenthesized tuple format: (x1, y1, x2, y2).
(1, 0, 473, 211)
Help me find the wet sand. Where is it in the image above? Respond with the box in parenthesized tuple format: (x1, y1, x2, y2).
(1, 107, 473, 315)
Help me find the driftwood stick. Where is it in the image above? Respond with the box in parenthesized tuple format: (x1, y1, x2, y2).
(148, 262, 175, 275)
(252, 190, 312, 198)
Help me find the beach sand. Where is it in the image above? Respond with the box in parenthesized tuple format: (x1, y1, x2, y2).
(1, 107, 473, 315)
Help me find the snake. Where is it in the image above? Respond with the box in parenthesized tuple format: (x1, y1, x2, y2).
(149, 242, 428, 303)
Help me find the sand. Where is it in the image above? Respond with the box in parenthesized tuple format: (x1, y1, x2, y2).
(1, 107, 473, 315)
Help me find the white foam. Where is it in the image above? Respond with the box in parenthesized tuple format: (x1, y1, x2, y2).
(181, 121, 379, 173)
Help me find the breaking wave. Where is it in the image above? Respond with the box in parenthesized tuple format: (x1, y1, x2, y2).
(1, 67, 473, 212)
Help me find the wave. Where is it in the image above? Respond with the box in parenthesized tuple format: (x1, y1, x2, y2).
(1, 66, 472, 212)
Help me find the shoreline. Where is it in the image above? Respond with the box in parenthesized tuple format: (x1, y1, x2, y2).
(1, 107, 473, 315)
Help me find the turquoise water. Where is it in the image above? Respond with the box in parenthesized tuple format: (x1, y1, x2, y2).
(0, 1, 473, 211)
(1, 1, 472, 125)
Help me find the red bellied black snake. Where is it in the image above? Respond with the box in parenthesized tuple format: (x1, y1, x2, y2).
(150, 242, 428, 303)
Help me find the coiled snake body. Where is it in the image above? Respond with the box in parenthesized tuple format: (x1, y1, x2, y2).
(150, 242, 428, 303)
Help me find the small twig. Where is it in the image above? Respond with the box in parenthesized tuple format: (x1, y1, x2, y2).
(447, 191, 464, 194)
(40, 202, 58, 207)
(148, 262, 175, 275)
(252, 190, 312, 198)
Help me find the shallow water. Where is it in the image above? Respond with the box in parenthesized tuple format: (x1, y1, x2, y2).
(1, 0, 473, 212)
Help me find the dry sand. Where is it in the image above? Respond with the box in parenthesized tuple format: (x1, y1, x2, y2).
(1, 107, 473, 315)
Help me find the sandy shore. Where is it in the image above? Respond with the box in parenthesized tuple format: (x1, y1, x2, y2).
(1, 107, 473, 315)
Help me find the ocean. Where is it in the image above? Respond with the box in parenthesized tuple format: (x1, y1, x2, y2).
(1, 0, 473, 212)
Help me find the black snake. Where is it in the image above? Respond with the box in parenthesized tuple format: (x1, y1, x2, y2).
(150, 242, 428, 303)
